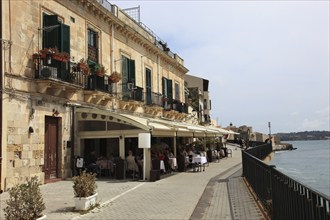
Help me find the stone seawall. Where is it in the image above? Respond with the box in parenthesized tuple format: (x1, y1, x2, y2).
(273, 143, 295, 151)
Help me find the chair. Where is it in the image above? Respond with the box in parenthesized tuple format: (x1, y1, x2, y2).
(227, 149, 233, 157)
(98, 160, 110, 177)
(188, 155, 197, 172)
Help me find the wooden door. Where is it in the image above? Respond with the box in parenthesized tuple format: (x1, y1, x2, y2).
(44, 116, 58, 180)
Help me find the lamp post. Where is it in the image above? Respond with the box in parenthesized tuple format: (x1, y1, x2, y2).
(268, 122, 272, 143)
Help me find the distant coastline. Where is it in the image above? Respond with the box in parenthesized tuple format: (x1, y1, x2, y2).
(275, 130, 330, 141)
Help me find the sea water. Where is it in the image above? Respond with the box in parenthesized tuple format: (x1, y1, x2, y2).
(269, 140, 330, 197)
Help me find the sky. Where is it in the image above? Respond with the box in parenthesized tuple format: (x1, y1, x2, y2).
(110, 0, 329, 134)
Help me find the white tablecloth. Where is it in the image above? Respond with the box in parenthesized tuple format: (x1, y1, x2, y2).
(160, 160, 166, 172)
(169, 158, 177, 170)
(192, 156, 207, 164)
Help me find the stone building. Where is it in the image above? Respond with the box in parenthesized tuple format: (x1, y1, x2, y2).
(0, 0, 226, 191)
(184, 74, 212, 125)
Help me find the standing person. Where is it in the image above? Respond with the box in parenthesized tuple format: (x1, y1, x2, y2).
(126, 150, 138, 178)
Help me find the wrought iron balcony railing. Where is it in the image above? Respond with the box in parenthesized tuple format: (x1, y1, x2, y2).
(35, 61, 87, 87)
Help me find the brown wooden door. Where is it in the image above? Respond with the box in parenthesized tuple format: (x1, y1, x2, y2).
(44, 116, 58, 180)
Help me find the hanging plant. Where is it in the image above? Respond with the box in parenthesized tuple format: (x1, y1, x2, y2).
(33, 47, 69, 63)
(76, 58, 90, 75)
(108, 72, 122, 83)
(162, 97, 169, 102)
(94, 64, 106, 77)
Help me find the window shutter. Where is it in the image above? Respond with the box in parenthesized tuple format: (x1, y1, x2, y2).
(60, 23, 70, 54)
(128, 59, 135, 84)
(175, 83, 180, 100)
(167, 79, 173, 100)
(146, 68, 152, 104)
(42, 14, 59, 49)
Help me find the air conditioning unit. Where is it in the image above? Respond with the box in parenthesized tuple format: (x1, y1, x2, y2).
(40, 67, 51, 78)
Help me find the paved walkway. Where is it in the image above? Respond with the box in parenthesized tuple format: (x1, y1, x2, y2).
(0, 145, 265, 220)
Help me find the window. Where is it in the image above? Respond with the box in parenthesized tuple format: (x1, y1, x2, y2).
(145, 68, 152, 105)
(121, 55, 136, 99)
(42, 14, 70, 80)
(42, 14, 70, 54)
(174, 82, 180, 101)
(162, 77, 173, 100)
(88, 29, 98, 47)
(88, 28, 98, 63)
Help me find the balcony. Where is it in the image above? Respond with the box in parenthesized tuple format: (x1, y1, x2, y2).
(162, 99, 188, 114)
(118, 86, 144, 112)
(34, 55, 87, 99)
(162, 99, 188, 120)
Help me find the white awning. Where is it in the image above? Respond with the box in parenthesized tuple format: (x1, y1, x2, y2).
(76, 107, 223, 138)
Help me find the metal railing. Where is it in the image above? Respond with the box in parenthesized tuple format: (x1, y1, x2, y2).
(35, 61, 87, 87)
(242, 143, 330, 220)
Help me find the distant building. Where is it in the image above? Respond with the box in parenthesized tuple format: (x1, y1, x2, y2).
(184, 74, 211, 125)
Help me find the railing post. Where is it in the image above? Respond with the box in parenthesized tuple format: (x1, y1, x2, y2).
(269, 165, 276, 220)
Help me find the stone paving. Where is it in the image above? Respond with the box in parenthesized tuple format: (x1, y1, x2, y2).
(0, 144, 265, 220)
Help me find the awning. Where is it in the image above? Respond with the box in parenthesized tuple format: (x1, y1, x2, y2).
(76, 107, 224, 138)
(119, 113, 176, 137)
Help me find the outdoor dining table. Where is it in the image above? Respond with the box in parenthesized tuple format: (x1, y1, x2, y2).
(192, 156, 207, 172)
(160, 160, 166, 172)
(169, 157, 177, 170)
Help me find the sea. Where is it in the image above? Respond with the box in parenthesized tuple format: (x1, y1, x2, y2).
(269, 140, 330, 197)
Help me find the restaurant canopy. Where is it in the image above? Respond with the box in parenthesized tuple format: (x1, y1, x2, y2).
(76, 107, 229, 137)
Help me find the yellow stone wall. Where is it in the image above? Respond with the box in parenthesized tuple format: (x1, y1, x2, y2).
(1, 0, 188, 190)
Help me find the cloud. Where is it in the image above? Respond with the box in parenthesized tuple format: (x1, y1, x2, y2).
(111, 0, 329, 133)
(291, 112, 299, 116)
(301, 107, 330, 131)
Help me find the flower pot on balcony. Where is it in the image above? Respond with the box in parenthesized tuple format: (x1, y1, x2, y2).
(108, 72, 122, 83)
(77, 59, 90, 75)
(94, 64, 106, 77)
(52, 53, 69, 63)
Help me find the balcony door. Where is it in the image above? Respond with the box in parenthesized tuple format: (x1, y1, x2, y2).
(145, 68, 152, 105)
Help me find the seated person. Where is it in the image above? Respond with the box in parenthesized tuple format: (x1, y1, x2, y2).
(85, 151, 100, 174)
(158, 151, 165, 160)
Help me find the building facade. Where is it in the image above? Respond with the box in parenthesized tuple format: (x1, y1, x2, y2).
(184, 74, 212, 125)
(0, 0, 226, 191)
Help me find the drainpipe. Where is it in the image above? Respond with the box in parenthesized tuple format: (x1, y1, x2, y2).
(157, 55, 160, 95)
(70, 106, 75, 176)
(0, 0, 3, 193)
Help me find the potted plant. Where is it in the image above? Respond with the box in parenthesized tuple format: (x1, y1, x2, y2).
(33, 47, 69, 63)
(72, 171, 98, 211)
(108, 71, 122, 83)
(76, 58, 90, 75)
(94, 64, 106, 77)
(4, 176, 46, 220)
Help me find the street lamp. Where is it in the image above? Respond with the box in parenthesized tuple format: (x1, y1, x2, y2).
(268, 122, 272, 142)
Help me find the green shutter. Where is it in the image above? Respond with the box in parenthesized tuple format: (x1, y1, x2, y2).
(42, 14, 59, 49)
(128, 59, 135, 84)
(60, 24, 70, 53)
(146, 68, 152, 104)
(167, 79, 173, 100)
(59, 24, 70, 80)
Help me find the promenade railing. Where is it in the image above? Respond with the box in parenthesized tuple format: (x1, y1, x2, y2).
(242, 143, 330, 220)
